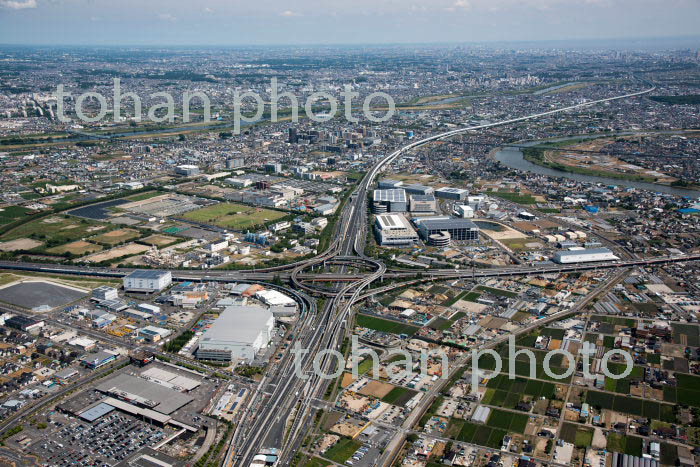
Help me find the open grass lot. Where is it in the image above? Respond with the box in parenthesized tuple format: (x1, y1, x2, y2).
(125, 191, 163, 202)
(323, 437, 362, 464)
(586, 390, 675, 422)
(671, 323, 700, 347)
(0, 271, 120, 290)
(606, 433, 643, 457)
(0, 215, 110, 251)
(381, 386, 418, 406)
(182, 202, 287, 230)
(0, 206, 32, 225)
(355, 314, 420, 336)
(91, 228, 141, 245)
(447, 419, 507, 449)
(46, 240, 103, 255)
(591, 315, 636, 328)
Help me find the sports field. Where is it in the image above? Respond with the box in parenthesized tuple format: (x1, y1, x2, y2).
(182, 202, 287, 230)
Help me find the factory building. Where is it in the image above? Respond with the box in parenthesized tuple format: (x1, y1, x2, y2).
(374, 213, 419, 246)
(123, 270, 172, 293)
(93, 286, 118, 301)
(552, 248, 618, 264)
(372, 189, 407, 213)
(435, 187, 469, 201)
(196, 305, 274, 363)
(409, 194, 437, 213)
(415, 217, 480, 241)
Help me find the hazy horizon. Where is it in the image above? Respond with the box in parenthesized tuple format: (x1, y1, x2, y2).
(1, 0, 699, 47)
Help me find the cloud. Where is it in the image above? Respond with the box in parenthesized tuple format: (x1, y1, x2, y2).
(203, 7, 213, 13)
(279, 10, 301, 17)
(0, 0, 37, 9)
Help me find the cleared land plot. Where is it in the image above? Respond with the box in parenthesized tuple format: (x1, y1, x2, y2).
(0, 216, 109, 250)
(91, 228, 141, 245)
(140, 234, 178, 247)
(358, 380, 395, 399)
(0, 238, 43, 251)
(0, 280, 88, 309)
(82, 243, 149, 263)
(477, 286, 518, 298)
(47, 240, 102, 255)
(182, 202, 287, 231)
(355, 314, 419, 336)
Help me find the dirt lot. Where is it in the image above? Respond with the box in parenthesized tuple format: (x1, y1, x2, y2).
(0, 238, 43, 251)
(92, 228, 141, 245)
(47, 240, 102, 255)
(358, 380, 395, 398)
(141, 234, 178, 247)
(82, 243, 149, 262)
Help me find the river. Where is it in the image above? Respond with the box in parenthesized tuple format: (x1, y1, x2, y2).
(494, 135, 699, 198)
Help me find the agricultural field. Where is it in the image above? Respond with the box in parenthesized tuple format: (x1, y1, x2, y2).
(585, 390, 676, 422)
(0, 205, 32, 225)
(475, 347, 575, 383)
(380, 386, 418, 407)
(445, 418, 508, 449)
(355, 314, 420, 336)
(663, 372, 700, 408)
(486, 408, 529, 434)
(182, 202, 287, 231)
(483, 374, 557, 409)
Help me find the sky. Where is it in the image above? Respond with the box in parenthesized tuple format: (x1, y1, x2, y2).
(0, 0, 699, 46)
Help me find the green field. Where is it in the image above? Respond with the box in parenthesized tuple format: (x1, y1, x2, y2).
(446, 419, 508, 449)
(324, 438, 362, 464)
(182, 202, 287, 231)
(475, 348, 574, 383)
(586, 390, 675, 422)
(490, 191, 537, 205)
(381, 386, 418, 406)
(486, 408, 529, 433)
(355, 314, 420, 336)
(606, 433, 643, 456)
(484, 374, 557, 410)
(0, 206, 32, 225)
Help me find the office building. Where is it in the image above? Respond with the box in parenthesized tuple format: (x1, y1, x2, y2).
(226, 157, 245, 169)
(374, 213, 419, 246)
(123, 270, 172, 293)
(93, 286, 118, 301)
(196, 305, 275, 363)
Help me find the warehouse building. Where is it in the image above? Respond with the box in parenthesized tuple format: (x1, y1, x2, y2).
(378, 179, 404, 189)
(175, 164, 200, 176)
(123, 270, 172, 293)
(435, 187, 469, 201)
(374, 213, 419, 246)
(196, 305, 274, 363)
(372, 189, 407, 213)
(415, 217, 480, 241)
(403, 184, 434, 196)
(409, 194, 437, 213)
(552, 248, 618, 264)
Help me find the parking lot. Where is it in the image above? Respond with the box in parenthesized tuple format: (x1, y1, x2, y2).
(29, 412, 169, 466)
